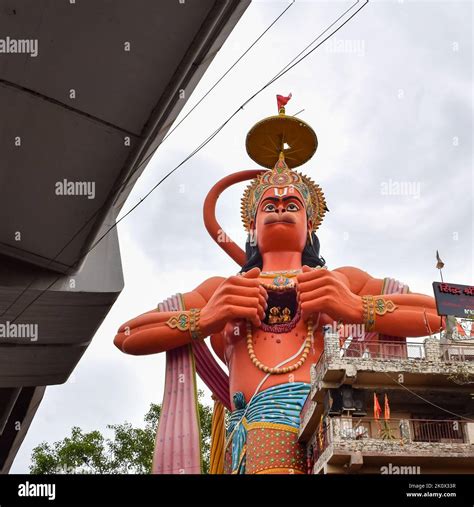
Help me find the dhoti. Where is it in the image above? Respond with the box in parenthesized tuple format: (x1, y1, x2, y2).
(224, 382, 310, 474)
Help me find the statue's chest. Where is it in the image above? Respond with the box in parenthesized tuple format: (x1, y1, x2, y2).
(223, 287, 312, 356)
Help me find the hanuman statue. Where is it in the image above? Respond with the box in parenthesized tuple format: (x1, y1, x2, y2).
(114, 95, 441, 475)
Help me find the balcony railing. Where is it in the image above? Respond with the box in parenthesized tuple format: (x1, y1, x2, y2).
(319, 335, 474, 364)
(410, 419, 467, 443)
(312, 337, 474, 403)
(340, 340, 425, 360)
(312, 417, 469, 467)
(337, 417, 402, 440)
(440, 343, 474, 362)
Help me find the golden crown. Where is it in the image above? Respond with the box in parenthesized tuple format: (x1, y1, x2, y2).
(240, 154, 327, 231)
(241, 98, 327, 231)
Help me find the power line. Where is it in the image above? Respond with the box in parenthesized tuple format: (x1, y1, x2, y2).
(161, 0, 296, 143)
(8, 0, 369, 323)
(0, 209, 103, 318)
(0, 2, 295, 319)
(382, 371, 474, 423)
(239, 0, 368, 110)
(115, 0, 297, 207)
(267, 0, 363, 84)
(95, 0, 364, 213)
(91, 0, 369, 252)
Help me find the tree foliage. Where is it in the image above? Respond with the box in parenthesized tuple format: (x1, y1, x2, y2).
(30, 391, 212, 474)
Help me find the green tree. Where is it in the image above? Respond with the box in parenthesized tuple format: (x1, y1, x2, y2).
(30, 391, 213, 474)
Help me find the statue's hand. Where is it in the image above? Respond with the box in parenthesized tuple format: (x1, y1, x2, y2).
(200, 267, 268, 335)
(296, 265, 363, 324)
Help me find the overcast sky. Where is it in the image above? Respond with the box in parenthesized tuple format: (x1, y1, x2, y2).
(11, 0, 473, 472)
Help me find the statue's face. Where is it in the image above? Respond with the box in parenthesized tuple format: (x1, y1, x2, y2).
(251, 186, 311, 253)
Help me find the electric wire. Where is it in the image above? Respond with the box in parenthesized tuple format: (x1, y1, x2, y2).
(0, 1, 295, 319)
(8, 0, 368, 324)
(6, 0, 466, 438)
(381, 371, 474, 423)
(161, 0, 296, 143)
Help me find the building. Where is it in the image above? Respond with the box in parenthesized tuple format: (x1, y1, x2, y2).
(299, 329, 474, 474)
(0, 0, 250, 474)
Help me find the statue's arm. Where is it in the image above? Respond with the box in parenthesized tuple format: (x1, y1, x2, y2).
(114, 277, 224, 355)
(334, 266, 442, 337)
(297, 265, 442, 338)
(114, 268, 267, 355)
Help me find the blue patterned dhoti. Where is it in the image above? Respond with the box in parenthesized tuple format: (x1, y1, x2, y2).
(225, 382, 310, 474)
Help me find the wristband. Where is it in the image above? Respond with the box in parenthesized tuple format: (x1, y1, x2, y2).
(166, 308, 203, 340)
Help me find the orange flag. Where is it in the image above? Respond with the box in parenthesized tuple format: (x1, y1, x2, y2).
(373, 393, 381, 420)
(277, 93, 292, 112)
(384, 393, 391, 420)
(317, 415, 324, 449)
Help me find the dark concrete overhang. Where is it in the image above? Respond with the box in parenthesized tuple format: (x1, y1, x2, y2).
(0, 0, 249, 274)
(0, 0, 250, 473)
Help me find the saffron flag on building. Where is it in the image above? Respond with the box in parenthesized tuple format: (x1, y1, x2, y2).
(277, 93, 292, 112)
(373, 393, 381, 420)
(317, 415, 324, 449)
(384, 393, 391, 420)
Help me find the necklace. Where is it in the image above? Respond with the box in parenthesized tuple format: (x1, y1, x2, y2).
(246, 317, 314, 375)
(259, 270, 301, 291)
(260, 280, 296, 291)
(259, 270, 301, 287)
(259, 269, 302, 277)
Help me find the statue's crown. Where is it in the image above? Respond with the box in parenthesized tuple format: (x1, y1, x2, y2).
(241, 96, 327, 231)
(240, 153, 327, 231)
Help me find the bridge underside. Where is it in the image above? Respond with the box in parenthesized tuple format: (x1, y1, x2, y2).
(0, 0, 249, 473)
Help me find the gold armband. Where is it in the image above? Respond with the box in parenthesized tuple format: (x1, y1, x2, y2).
(166, 308, 202, 341)
(362, 296, 376, 332)
(189, 308, 203, 341)
(374, 297, 397, 316)
(362, 296, 397, 332)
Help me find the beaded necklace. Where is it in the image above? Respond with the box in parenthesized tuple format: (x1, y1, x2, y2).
(258, 270, 301, 291)
(246, 318, 313, 375)
(247, 278, 318, 374)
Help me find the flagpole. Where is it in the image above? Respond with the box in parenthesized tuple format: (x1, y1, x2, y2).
(436, 250, 445, 282)
(436, 250, 445, 336)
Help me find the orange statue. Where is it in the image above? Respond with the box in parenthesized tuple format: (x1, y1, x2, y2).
(114, 96, 442, 475)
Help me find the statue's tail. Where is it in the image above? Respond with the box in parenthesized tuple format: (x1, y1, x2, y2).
(203, 169, 264, 267)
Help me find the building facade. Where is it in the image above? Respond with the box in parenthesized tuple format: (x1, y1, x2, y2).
(299, 330, 474, 474)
